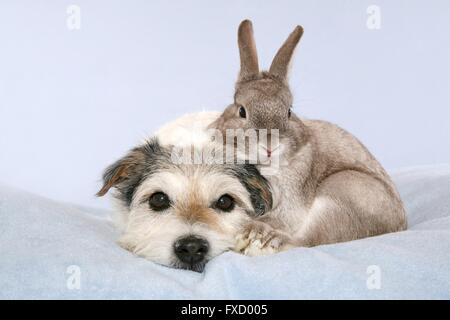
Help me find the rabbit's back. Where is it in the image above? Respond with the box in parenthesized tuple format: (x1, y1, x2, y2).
(302, 118, 396, 191)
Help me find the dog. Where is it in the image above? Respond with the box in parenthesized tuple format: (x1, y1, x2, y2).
(97, 138, 272, 272)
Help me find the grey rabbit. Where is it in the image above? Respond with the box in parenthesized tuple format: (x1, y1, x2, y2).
(208, 20, 407, 256)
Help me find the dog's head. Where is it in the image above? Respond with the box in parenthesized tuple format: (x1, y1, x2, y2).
(97, 139, 272, 272)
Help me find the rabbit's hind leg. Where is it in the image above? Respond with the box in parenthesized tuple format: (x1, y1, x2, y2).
(293, 169, 407, 247)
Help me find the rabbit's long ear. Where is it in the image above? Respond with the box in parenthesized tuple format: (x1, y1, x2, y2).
(237, 20, 259, 81)
(269, 25, 304, 81)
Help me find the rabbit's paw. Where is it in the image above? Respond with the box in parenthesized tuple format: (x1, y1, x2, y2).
(235, 221, 294, 256)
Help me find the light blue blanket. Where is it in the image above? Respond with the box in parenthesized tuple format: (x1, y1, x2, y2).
(1, 165, 450, 299)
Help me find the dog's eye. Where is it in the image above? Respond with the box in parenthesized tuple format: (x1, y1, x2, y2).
(214, 194, 235, 212)
(149, 192, 171, 211)
(238, 106, 247, 119)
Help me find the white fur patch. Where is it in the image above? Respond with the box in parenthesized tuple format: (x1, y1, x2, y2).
(155, 111, 221, 149)
(295, 196, 334, 237)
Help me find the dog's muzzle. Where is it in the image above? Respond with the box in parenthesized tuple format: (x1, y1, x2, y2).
(174, 235, 209, 269)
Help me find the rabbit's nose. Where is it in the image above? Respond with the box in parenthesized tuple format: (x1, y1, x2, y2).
(260, 144, 278, 158)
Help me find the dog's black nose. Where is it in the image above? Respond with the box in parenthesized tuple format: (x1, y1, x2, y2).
(174, 236, 209, 265)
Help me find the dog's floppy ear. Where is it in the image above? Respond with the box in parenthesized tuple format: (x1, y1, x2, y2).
(96, 148, 147, 197)
(96, 139, 166, 207)
(231, 164, 273, 216)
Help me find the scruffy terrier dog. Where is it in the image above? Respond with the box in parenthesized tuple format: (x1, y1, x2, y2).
(97, 139, 272, 272)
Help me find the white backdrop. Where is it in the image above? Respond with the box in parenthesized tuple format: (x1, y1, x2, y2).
(1, 0, 449, 208)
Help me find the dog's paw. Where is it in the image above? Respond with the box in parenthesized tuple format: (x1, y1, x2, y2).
(235, 221, 294, 256)
(117, 238, 136, 253)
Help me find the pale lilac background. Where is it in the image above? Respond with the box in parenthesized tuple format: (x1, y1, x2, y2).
(0, 0, 449, 208)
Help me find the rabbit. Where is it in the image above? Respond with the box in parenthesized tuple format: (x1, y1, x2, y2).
(208, 20, 407, 256)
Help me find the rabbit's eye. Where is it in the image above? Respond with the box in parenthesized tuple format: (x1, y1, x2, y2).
(288, 108, 292, 118)
(238, 106, 247, 118)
